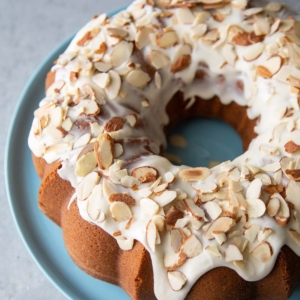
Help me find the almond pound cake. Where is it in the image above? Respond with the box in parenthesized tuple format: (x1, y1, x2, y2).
(29, 0, 300, 299)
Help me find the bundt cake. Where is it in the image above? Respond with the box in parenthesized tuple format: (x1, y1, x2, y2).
(29, 0, 300, 299)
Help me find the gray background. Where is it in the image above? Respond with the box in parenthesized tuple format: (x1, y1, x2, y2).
(1, 0, 300, 299)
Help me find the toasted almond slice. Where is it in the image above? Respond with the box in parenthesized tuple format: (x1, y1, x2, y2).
(176, 7, 194, 24)
(246, 178, 262, 200)
(125, 114, 137, 127)
(93, 73, 111, 89)
(154, 190, 177, 207)
(109, 193, 135, 206)
(46, 80, 65, 97)
(166, 208, 184, 226)
(243, 7, 264, 17)
(251, 242, 273, 262)
(284, 141, 300, 154)
(153, 215, 165, 234)
(117, 238, 134, 251)
(256, 56, 282, 78)
(212, 232, 227, 245)
(265, 2, 282, 12)
(267, 197, 280, 217)
(191, 23, 208, 39)
(164, 251, 187, 271)
(193, 181, 218, 194)
(146, 220, 157, 252)
(273, 193, 290, 226)
(170, 54, 191, 73)
(170, 229, 185, 253)
(258, 228, 273, 242)
(105, 70, 121, 100)
(289, 229, 300, 247)
(75, 149, 97, 177)
(131, 166, 158, 183)
(254, 18, 270, 36)
(203, 202, 222, 220)
(114, 143, 123, 158)
(254, 173, 272, 186)
(222, 43, 237, 66)
(243, 42, 265, 62)
(286, 180, 300, 211)
(205, 217, 236, 240)
(178, 167, 210, 182)
(246, 199, 266, 219)
(205, 244, 222, 258)
(167, 271, 187, 291)
(86, 185, 102, 221)
(76, 172, 100, 201)
(244, 224, 260, 243)
(94, 133, 114, 170)
(104, 117, 124, 133)
(74, 133, 91, 149)
(94, 62, 112, 72)
(148, 50, 170, 69)
(110, 201, 132, 222)
(126, 69, 151, 88)
(140, 198, 160, 216)
(110, 41, 133, 67)
(261, 161, 281, 172)
(225, 245, 243, 262)
(279, 19, 295, 32)
(181, 234, 202, 258)
(136, 27, 153, 49)
(157, 30, 178, 48)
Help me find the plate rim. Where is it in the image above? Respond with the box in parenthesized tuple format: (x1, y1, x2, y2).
(4, 6, 127, 300)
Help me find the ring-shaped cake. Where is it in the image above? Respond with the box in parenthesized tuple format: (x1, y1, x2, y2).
(29, 0, 300, 299)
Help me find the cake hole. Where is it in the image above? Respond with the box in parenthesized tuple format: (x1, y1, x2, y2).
(164, 118, 243, 168)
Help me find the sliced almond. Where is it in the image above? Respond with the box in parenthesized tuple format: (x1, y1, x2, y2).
(258, 228, 273, 242)
(246, 199, 266, 219)
(109, 193, 135, 206)
(126, 69, 151, 88)
(265, 2, 282, 12)
(246, 178, 262, 200)
(148, 50, 170, 69)
(93, 73, 111, 89)
(164, 251, 187, 271)
(154, 190, 177, 207)
(105, 70, 121, 100)
(170, 229, 185, 253)
(104, 117, 124, 133)
(243, 42, 265, 62)
(176, 7, 194, 24)
(181, 234, 202, 258)
(267, 197, 280, 217)
(136, 27, 153, 49)
(191, 23, 208, 39)
(251, 242, 273, 262)
(110, 41, 133, 67)
(273, 193, 290, 226)
(244, 224, 260, 243)
(157, 30, 178, 48)
(117, 238, 134, 251)
(76, 172, 100, 201)
(205, 244, 222, 258)
(284, 141, 300, 154)
(193, 181, 218, 194)
(94, 62, 112, 72)
(94, 133, 114, 170)
(165, 207, 184, 226)
(167, 271, 187, 291)
(289, 229, 300, 247)
(178, 167, 210, 182)
(146, 220, 157, 252)
(254, 18, 270, 36)
(203, 202, 222, 220)
(212, 232, 227, 245)
(205, 217, 236, 240)
(286, 180, 300, 211)
(110, 201, 132, 222)
(140, 198, 160, 216)
(222, 43, 237, 66)
(86, 185, 103, 221)
(256, 56, 282, 78)
(170, 54, 191, 73)
(243, 7, 264, 17)
(225, 245, 243, 262)
(131, 166, 158, 183)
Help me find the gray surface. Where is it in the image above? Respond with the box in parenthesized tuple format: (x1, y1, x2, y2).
(1, 0, 300, 300)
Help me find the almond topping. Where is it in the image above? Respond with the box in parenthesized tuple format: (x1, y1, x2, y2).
(93, 73, 111, 89)
(117, 238, 134, 251)
(148, 50, 170, 69)
(109, 193, 136, 206)
(243, 42, 265, 62)
(94, 133, 114, 170)
(164, 251, 187, 271)
(285, 141, 300, 153)
(256, 56, 282, 78)
(178, 167, 211, 181)
(170, 54, 191, 73)
(267, 197, 280, 217)
(126, 69, 151, 88)
(110, 201, 132, 223)
(105, 70, 121, 100)
(225, 245, 243, 262)
(251, 242, 273, 262)
(181, 234, 202, 258)
(140, 198, 160, 216)
(146, 220, 157, 252)
(76, 172, 100, 201)
(289, 229, 300, 247)
(131, 166, 158, 183)
(104, 117, 124, 132)
(167, 271, 187, 291)
(157, 30, 178, 48)
(111, 41, 133, 67)
(205, 217, 236, 240)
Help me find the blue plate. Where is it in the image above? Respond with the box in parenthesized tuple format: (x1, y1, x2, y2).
(4, 5, 300, 300)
